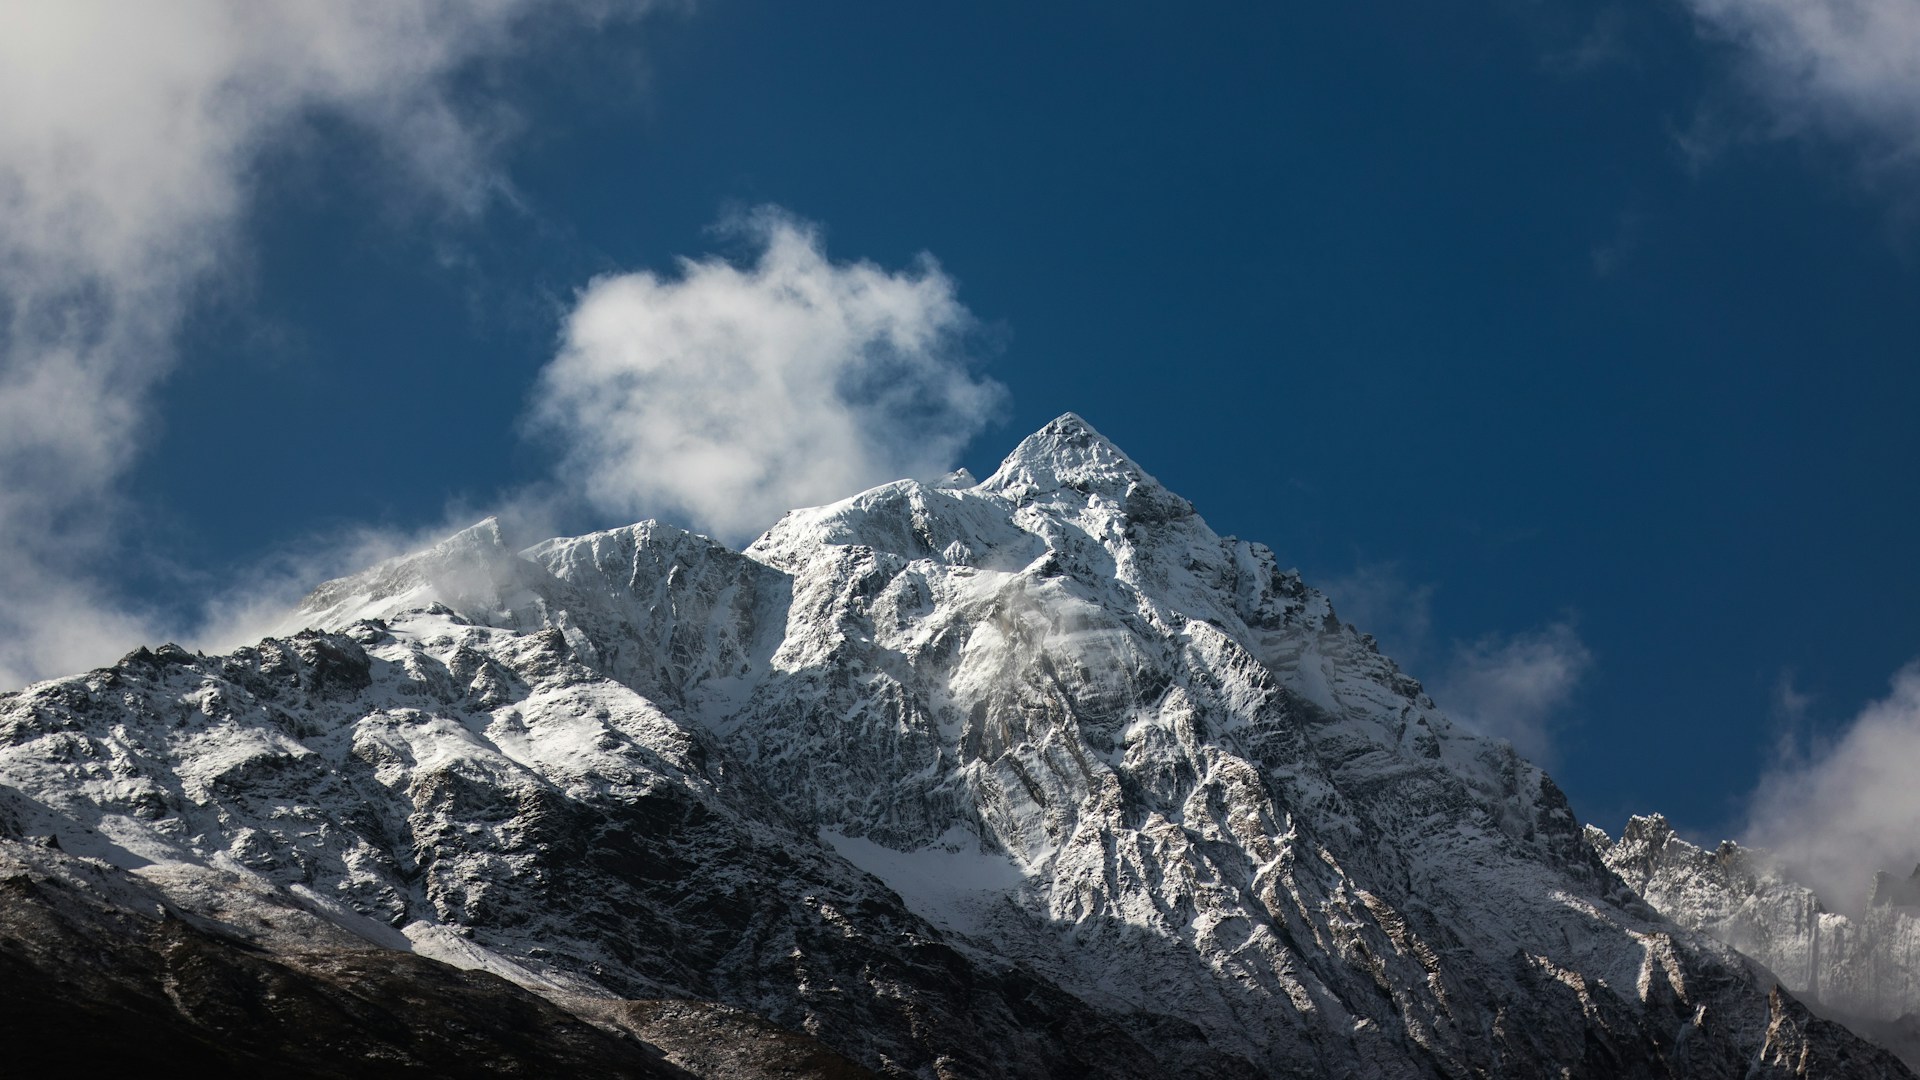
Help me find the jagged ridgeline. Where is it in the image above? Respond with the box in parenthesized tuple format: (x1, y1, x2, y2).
(0, 415, 1906, 1077)
(1594, 814, 1920, 1071)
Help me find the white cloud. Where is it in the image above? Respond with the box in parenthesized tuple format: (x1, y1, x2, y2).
(1430, 623, 1594, 763)
(527, 207, 1005, 543)
(1745, 662, 1920, 912)
(0, 1, 656, 688)
(1682, 0, 1920, 172)
(1323, 565, 1592, 762)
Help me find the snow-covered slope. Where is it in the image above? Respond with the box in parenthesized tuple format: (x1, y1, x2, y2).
(0, 414, 1905, 1077)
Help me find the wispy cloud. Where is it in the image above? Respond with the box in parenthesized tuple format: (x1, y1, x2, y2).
(1681, 0, 1920, 184)
(1772, 670, 1815, 724)
(1766, 667, 1816, 761)
(1322, 563, 1592, 763)
(0, 1, 658, 688)
(1590, 208, 1648, 278)
(526, 207, 1006, 544)
(1430, 623, 1593, 764)
(186, 493, 567, 656)
(1540, 4, 1638, 77)
(1320, 562, 1435, 662)
(1745, 661, 1920, 913)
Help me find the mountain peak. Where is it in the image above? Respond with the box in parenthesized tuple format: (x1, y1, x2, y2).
(979, 412, 1164, 501)
(9, 409, 1914, 1078)
(440, 516, 506, 550)
(278, 515, 544, 635)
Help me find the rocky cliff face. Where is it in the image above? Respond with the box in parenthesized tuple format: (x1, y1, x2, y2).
(0, 414, 1906, 1078)
(1595, 814, 1920, 1069)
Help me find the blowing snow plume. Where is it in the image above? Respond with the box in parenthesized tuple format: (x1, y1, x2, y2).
(1745, 661, 1920, 913)
(0, 0, 656, 689)
(527, 208, 1006, 543)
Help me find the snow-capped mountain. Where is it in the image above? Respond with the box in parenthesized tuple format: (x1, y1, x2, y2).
(0, 414, 1905, 1077)
(1595, 814, 1920, 1068)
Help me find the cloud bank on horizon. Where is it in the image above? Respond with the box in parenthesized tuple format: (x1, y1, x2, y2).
(528, 208, 1005, 544)
(0, 0, 659, 687)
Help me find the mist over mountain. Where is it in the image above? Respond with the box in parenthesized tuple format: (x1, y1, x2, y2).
(1595, 814, 1920, 1070)
(0, 415, 1908, 1077)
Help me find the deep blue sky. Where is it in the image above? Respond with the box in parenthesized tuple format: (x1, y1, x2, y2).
(126, 2, 1920, 840)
